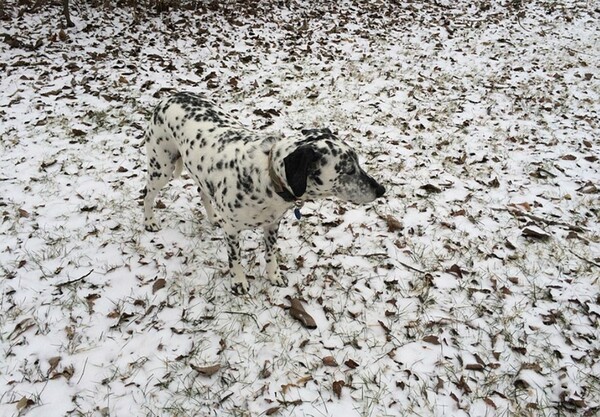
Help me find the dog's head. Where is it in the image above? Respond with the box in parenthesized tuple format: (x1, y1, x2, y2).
(283, 128, 385, 204)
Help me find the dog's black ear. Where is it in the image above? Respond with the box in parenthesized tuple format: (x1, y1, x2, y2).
(284, 145, 318, 198)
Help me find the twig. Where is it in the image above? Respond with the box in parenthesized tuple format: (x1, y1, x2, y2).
(76, 357, 89, 385)
(55, 269, 94, 287)
(398, 261, 425, 274)
(499, 206, 587, 233)
(567, 249, 600, 270)
(222, 311, 260, 328)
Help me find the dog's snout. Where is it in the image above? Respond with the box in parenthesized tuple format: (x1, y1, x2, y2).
(375, 184, 386, 198)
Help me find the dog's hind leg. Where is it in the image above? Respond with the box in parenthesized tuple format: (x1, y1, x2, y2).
(199, 189, 221, 225)
(143, 147, 179, 232)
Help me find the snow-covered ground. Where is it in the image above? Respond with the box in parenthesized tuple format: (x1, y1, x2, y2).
(1, 1, 599, 416)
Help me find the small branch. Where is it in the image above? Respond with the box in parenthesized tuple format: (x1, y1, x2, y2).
(567, 249, 600, 270)
(55, 269, 94, 287)
(76, 357, 89, 385)
(222, 311, 260, 328)
(398, 261, 425, 274)
(500, 206, 587, 233)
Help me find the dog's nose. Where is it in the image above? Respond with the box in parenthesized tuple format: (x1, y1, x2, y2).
(375, 184, 386, 198)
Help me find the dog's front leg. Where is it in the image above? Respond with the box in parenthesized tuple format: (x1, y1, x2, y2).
(264, 223, 288, 287)
(226, 232, 249, 294)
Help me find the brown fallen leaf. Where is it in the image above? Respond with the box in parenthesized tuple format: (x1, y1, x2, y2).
(152, 278, 166, 294)
(378, 320, 390, 334)
(332, 380, 345, 399)
(384, 215, 403, 232)
(422, 335, 440, 345)
(16, 397, 34, 411)
(41, 158, 57, 169)
(576, 182, 598, 194)
(265, 407, 280, 415)
(465, 363, 485, 371)
(58, 29, 68, 42)
(522, 226, 550, 240)
(484, 397, 497, 409)
(322, 356, 338, 367)
(446, 264, 463, 278)
(289, 298, 317, 329)
(48, 356, 61, 373)
(435, 376, 444, 392)
(420, 184, 442, 193)
(190, 363, 220, 377)
(344, 359, 359, 369)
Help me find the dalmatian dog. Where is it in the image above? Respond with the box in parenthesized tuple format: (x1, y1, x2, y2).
(143, 92, 385, 294)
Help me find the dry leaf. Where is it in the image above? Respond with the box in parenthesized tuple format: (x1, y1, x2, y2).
(62, 365, 75, 381)
(515, 202, 532, 212)
(16, 397, 34, 411)
(522, 226, 550, 240)
(152, 278, 166, 294)
(260, 360, 272, 379)
(422, 335, 440, 345)
(332, 380, 345, 399)
(446, 264, 463, 278)
(384, 215, 403, 232)
(41, 158, 57, 168)
(297, 375, 313, 386)
(191, 363, 220, 377)
(265, 407, 280, 415)
(378, 320, 390, 334)
(576, 182, 598, 194)
(48, 356, 61, 373)
(322, 356, 338, 367)
(344, 359, 359, 369)
(86, 293, 100, 312)
(289, 298, 317, 329)
(465, 363, 485, 371)
(435, 376, 444, 392)
(420, 184, 442, 193)
(484, 397, 497, 409)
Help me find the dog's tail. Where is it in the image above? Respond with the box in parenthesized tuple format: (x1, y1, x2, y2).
(173, 157, 184, 178)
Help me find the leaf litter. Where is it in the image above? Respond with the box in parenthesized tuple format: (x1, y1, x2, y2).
(0, 1, 599, 417)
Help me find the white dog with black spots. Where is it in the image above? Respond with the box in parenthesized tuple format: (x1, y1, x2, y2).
(143, 92, 385, 294)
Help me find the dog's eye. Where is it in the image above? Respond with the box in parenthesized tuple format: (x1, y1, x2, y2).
(347, 166, 356, 175)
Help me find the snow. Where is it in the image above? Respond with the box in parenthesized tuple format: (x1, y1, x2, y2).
(1, 1, 599, 416)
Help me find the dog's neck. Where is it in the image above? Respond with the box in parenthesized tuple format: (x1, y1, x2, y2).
(268, 147, 297, 202)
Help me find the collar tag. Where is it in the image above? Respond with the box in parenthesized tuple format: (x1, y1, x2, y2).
(293, 201, 304, 220)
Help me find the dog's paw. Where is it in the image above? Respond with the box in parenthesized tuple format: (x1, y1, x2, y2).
(144, 220, 160, 232)
(231, 278, 250, 295)
(268, 270, 288, 287)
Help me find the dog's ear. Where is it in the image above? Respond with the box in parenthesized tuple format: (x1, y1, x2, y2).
(284, 145, 318, 198)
